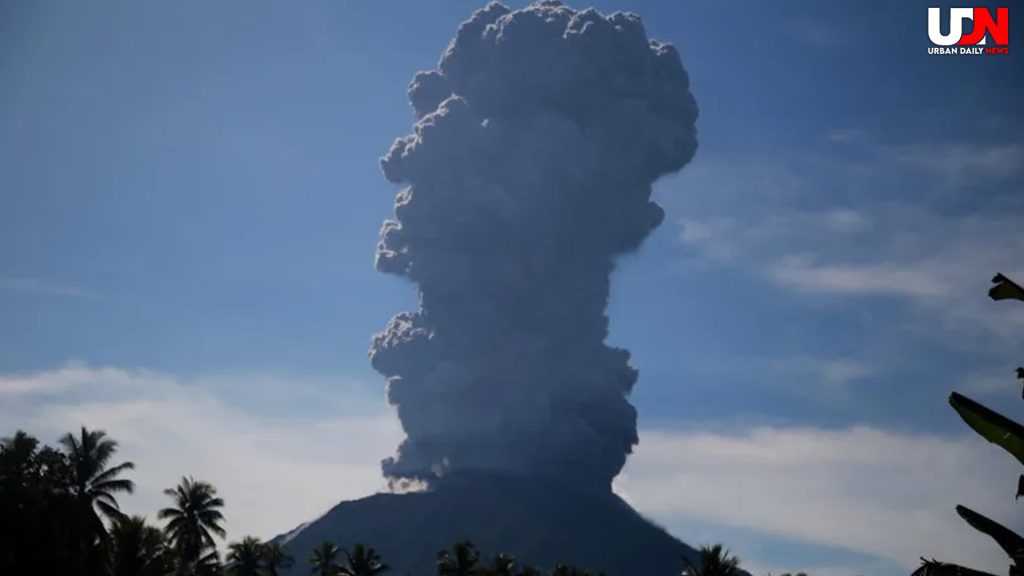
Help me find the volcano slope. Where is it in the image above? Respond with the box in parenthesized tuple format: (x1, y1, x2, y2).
(277, 474, 697, 576)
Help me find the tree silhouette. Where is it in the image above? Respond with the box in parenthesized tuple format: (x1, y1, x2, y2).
(109, 515, 172, 576)
(487, 554, 516, 576)
(681, 545, 742, 576)
(58, 426, 136, 574)
(339, 543, 389, 576)
(193, 548, 224, 576)
(263, 541, 295, 576)
(158, 476, 226, 570)
(227, 536, 263, 576)
(437, 541, 481, 576)
(1, 431, 40, 481)
(1, 430, 77, 575)
(59, 426, 136, 531)
(310, 541, 341, 576)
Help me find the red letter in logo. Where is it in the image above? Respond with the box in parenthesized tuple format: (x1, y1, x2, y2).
(958, 7, 1009, 45)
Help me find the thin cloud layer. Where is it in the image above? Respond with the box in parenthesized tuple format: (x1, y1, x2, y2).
(618, 426, 1022, 576)
(669, 138, 1024, 342)
(0, 277, 87, 298)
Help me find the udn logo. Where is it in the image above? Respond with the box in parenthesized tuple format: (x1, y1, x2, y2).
(928, 7, 1009, 55)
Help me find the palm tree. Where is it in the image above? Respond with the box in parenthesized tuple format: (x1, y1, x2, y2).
(437, 541, 480, 576)
(194, 549, 223, 576)
(310, 541, 341, 576)
(110, 515, 172, 576)
(262, 541, 295, 576)
(339, 543, 389, 576)
(158, 476, 226, 569)
(58, 426, 135, 532)
(227, 536, 263, 576)
(682, 544, 742, 576)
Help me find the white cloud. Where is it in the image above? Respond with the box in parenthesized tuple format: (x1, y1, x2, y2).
(769, 256, 949, 299)
(0, 363, 403, 543)
(617, 426, 1022, 576)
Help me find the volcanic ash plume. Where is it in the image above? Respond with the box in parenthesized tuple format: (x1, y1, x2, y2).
(369, 0, 698, 490)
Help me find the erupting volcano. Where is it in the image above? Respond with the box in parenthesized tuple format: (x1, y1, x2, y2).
(280, 2, 700, 573)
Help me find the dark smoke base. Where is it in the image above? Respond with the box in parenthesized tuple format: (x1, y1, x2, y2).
(369, 0, 698, 490)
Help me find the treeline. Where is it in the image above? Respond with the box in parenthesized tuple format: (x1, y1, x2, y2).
(0, 426, 754, 576)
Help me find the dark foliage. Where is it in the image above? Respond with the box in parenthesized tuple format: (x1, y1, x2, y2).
(913, 272, 1024, 576)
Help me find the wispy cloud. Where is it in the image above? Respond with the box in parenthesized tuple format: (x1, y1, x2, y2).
(617, 425, 1022, 576)
(769, 256, 949, 299)
(667, 138, 1024, 343)
(0, 276, 88, 297)
(826, 129, 868, 145)
(893, 143, 1024, 184)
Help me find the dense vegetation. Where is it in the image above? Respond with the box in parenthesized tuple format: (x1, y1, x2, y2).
(0, 426, 746, 576)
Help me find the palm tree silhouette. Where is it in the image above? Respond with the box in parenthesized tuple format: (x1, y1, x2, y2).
(58, 426, 135, 533)
(681, 545, 742, 576)
(158, 476, 226, 569)
(109, 515, 171, 576)
(263, 541, 295, 576)
(193, 549, 223, 576)
(339, 543, 389, 576)
(227, 536, 264, 576)
(437, 541, 481, 576)
(310, 541, 341, 576)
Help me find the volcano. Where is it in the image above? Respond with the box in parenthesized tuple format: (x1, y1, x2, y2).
(277, 1, 703, 573)
(276, 474, 697, 576)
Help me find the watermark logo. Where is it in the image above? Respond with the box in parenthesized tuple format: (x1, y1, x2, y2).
(927, 7, 1009, 55)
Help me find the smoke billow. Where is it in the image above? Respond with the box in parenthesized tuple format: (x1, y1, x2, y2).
(370, 0, 698, 491)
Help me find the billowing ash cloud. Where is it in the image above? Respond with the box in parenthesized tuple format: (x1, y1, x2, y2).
(369, 0, 698, 491)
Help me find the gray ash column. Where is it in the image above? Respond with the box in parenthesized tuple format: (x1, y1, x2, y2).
(369, 0, 698, 491)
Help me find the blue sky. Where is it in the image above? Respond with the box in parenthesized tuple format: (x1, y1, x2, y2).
(1, 2, 1023, 576)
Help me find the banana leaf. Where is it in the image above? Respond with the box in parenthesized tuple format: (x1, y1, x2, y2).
(990, 273, 1024, 302)
(956, 505, 1024, 566)
(949, 392, 1024, 467)
(911, 558, 999, 576)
